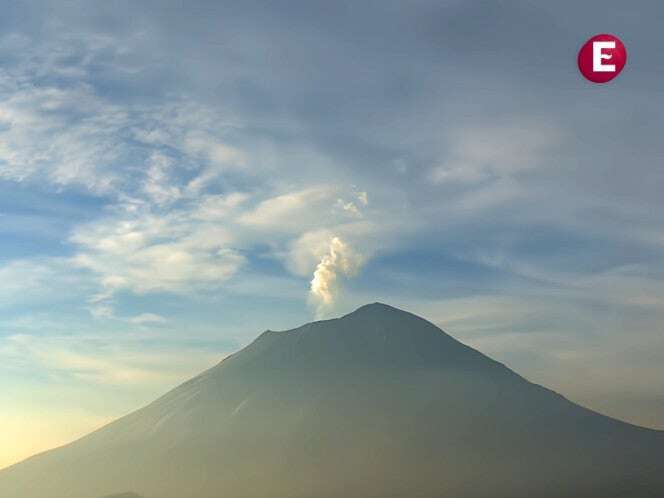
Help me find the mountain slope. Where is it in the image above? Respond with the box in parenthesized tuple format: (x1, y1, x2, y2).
(1, 303, 663, 498)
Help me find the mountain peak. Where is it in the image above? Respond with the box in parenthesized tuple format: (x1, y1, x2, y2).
(223, 302, 505, 377)
(342, 302, 405, 318)
(338, 302, 441, 333)
(349, 301, 399, 312)
(3, 303, 664, 498)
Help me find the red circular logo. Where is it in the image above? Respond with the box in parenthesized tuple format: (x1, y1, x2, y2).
(577, 34, 627, 83)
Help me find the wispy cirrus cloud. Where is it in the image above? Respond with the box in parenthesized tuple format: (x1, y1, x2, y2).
(4, 333, 222, 385)
(429, 121, 561, 185)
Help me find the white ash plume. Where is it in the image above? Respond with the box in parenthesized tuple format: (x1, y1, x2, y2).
(309, 237, 363, 317)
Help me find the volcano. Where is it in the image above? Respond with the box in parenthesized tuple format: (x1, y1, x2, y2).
(1, 303, 663, 498)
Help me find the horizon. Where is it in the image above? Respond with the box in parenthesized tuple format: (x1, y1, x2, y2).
(2, 0, 664, 472)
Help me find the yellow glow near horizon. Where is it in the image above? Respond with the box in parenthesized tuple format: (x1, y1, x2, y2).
(0, 411, 113, 471)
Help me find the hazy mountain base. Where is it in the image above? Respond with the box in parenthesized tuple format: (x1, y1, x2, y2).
(1, 303, 663, 498)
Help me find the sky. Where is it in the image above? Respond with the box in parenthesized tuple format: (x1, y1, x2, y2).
(1, 0, 664, 469)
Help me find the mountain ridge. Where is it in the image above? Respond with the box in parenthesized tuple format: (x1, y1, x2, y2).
(2, 302, 663, 498)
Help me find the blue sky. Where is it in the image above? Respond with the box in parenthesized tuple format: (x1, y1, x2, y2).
(2, 0, 664, 468)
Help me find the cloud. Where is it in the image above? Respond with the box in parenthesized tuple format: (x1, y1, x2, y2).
(64, 181, 371, 313)
(239, 186, 351, 233)
(64, 175, 376, 317)
(0, 32, 381, 316)
(0, 259, 90, 311)
(70, 208, 246, 297)
(0, 25, 388, 319)
(0, 34, 253, 202)
(309, 236, 364, 317)
(0, 82, 126, 193)
(142, 152, 182, 206)
(3, 333, 223, 386)
(336, 190, 369, 216)
(129, 313, 167, 325)
(429, 121, 560, 184)
(89, 304, 115, 320)
(183, 133, 245, 167)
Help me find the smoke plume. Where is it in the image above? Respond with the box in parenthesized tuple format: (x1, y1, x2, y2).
(309, 237, 362, 317)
